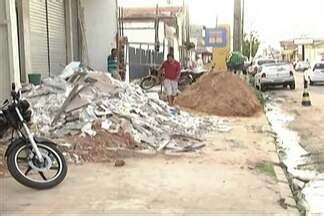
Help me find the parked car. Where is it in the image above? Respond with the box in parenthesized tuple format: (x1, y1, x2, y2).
(295, 61, 310, 72)
(255, 63, 295, 91)
(248, 58, 276, 76)
(306, 61, 324, 85)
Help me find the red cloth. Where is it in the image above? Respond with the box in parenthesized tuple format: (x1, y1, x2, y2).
(161, 60, 181, 80)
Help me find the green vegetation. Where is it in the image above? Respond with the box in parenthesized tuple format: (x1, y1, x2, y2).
(242, 32, 260, 59)
(255, 161, 276, 178)
(254, 89, 266, 106)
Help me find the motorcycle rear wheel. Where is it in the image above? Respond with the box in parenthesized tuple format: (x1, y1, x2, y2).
(140, 77, 156, 90)
(7, 141, 67, 190)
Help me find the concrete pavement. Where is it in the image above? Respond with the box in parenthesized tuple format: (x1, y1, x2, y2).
(0, 115, 299, 216)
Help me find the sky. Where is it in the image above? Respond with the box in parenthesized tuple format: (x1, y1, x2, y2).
(118, 0, 324, 48)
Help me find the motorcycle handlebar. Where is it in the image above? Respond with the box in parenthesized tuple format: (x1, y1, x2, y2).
(1, 99, 9, 110)
(11, 83, 21, 102)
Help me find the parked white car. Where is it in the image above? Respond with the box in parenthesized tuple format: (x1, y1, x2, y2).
(306, 61, 324, 85)
(249, 59, 276, 76)
(255, 63, 295, 91)
(295, 61, 310, 72)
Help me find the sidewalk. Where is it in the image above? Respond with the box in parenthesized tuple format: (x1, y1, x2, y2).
(1, 114, 299, 216)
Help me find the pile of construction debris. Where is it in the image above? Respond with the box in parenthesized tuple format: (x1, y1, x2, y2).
(24, 70, 231, 162)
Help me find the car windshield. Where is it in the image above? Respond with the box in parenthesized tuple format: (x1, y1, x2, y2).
(257, 60, 276, 66)
(299, 62, 309, 67)
(314, 63, 324, 69)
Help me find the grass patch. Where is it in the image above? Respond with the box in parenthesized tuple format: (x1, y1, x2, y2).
(244, 74, 266, 106)
(255, 161, 276, 178)
(254, 90, 266, 106)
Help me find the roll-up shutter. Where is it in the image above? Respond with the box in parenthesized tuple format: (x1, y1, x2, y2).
(29, 0, 49, 77)
(29, 0, 67, 77)
(48, 0, 67, 76)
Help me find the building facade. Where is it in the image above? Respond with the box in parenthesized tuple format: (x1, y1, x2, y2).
(0, 0, 118, 102)
(281, 38, 324, 63)
(304, 40, 324, 63)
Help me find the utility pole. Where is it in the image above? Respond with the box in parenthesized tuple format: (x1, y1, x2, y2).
(241, 0, 244, 46)
(233, 0, 242, 52)
(249, 32, 253, 60)
(215, 15, 218, 28)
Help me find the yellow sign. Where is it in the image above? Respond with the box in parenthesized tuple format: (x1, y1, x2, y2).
(212, 25, 231, 71)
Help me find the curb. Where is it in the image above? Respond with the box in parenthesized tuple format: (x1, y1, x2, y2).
(270, 151, 299, 214)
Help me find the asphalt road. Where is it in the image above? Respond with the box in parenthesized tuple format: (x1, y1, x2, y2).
(309, 83, 324, 95)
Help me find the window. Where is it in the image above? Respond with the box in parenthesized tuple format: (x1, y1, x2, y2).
(258, 60, 275, 66)
(314, 63, 324, 70)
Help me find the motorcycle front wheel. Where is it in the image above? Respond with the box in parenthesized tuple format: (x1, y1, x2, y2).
(7, 141, 67, 190)
(140, 77, 156, 90)
(178, 75, 193, 91)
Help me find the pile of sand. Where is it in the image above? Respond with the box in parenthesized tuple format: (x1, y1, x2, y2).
(176, 71, 261, 117)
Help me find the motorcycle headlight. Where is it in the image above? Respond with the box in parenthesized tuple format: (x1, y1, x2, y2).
(18, 100, 32, 123)
(19, 100, 30, 112)
(23, 110, 32, 123)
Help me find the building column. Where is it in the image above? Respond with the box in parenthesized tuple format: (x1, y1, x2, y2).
(17, 0, 31, 83)
(65, 0, 73, 62)
(65, 0, 81, 62)
(6, 0, 21, 86)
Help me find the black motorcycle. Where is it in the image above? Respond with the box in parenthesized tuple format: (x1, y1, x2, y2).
(140, 67, 161, 90)
(0, 83, 67, 189)
(140, 67, 194, 91)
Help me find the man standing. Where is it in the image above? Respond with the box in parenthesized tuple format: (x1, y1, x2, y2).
(159, 53, 181, 106)
(107, 48, 121, 80)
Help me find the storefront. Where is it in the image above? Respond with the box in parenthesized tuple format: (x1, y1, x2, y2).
(28, 0, 67, 77)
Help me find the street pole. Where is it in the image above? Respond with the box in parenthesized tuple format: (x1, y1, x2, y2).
(249, 32, 252, 60)
(233, 0, 242, 52)
(215, 15, 218, 28)
(241, 0, 244, 51)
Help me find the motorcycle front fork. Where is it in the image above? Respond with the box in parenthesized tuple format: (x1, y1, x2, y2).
(15, 107, 44, 162)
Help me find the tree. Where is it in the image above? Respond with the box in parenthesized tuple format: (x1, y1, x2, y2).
(242, 32, 260, 60)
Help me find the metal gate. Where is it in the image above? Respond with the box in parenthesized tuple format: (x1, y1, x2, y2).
(48, 0, 67, 76)
(30, 0, 49, 77)
(29, 0, 67, 77)
(127, 42, 165, 80)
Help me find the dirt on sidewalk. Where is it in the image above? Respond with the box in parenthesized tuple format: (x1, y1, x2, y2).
(1, 114, 298, 215)
(176, 71, 261, 117)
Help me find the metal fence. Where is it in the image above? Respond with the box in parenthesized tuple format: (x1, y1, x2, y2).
(128, 42, 164, 80)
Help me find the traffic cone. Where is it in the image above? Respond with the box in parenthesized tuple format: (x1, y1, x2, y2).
(302, 77, 311, 106)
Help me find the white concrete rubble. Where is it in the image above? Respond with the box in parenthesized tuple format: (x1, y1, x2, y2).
(24, 71, 232, 151)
